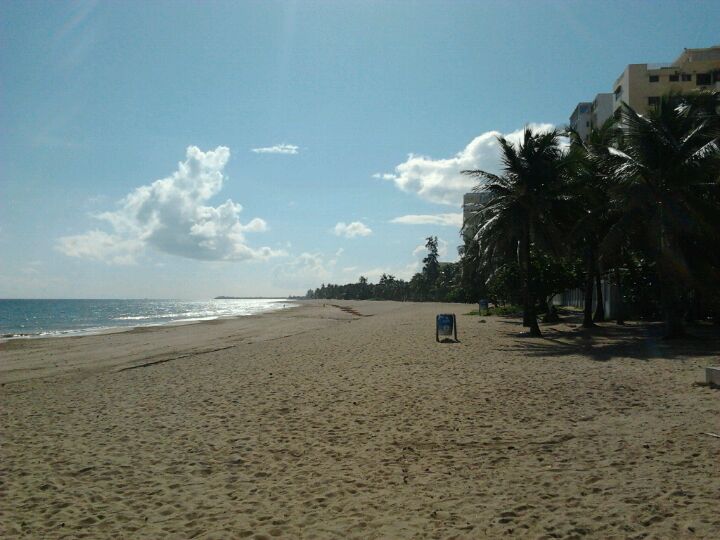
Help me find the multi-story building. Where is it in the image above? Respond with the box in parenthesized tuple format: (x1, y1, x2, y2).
(590, 93, 614, 130)
(571, 94, 614, 140)
(569, 102, 592, 140)
(612, 45, 720, 116)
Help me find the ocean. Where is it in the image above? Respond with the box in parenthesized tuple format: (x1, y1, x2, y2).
(0, 298, 294, 339)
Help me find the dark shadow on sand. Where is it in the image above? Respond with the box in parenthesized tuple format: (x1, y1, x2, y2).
(495, 313, 720, 362)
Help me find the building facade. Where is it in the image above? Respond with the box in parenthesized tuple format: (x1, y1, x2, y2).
(569, 102, 592, 140)
(612, 45, 720, 116)
(590, 93, 614, 130)
(571, 94, 613, 140)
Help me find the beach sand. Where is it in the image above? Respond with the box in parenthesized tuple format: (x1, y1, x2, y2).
(1, 301, 718, 539)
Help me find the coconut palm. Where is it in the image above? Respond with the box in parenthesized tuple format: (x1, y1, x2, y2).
(606, 93, 720, 337)
(463, 127, 570, 337)
(566, 118, 622, 327)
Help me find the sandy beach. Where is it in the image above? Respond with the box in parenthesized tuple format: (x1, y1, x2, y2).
(1, 301, 718, 539)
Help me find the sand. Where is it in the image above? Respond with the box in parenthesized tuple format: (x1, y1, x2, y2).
(1, 301, 719, 539)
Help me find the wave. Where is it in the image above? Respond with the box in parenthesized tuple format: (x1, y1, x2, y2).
(1, 299, 297, 341)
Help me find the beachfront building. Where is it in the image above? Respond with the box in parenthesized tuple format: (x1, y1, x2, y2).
(612, 45, 720, 116)
(570, 95, 613, 140)
(569, 102, 592, 140)
(590, 93, 613, 129)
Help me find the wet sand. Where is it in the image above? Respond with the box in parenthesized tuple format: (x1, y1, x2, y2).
(1, 301, 719, 539)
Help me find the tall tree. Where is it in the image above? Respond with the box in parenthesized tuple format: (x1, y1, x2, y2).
(422, 236, 440, 299)
(566, 118, 620, 327)
(463, 127, 570, 336)
(606, 93, 720, 337)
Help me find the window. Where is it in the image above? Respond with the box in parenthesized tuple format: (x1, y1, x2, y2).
(696, 73, 711, 85)
(669, 74, 679, 82)
(586, 121, 590, 127)
(648, 96, 660, 107)
(614, 86, 622, 100)
(649, 75, 659, 83)
(681, 73, 691, 81)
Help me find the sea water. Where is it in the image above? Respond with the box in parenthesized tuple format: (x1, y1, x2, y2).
(0, 298, 293, 339)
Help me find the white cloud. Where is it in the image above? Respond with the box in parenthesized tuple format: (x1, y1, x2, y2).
(376, 123, 555, 206)
(56, 146, 285, 264)
(333, 221, 372, 238)
(390, 213, 463, 227)
(412, 237, 450, 259)
(272, 251, 340, 289)
(251, 144, 299, 155)
(355, 263, 420, 282)
(57, 230, 144, 265)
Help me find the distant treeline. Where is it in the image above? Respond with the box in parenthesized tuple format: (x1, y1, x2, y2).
(305, 237, 480, 303)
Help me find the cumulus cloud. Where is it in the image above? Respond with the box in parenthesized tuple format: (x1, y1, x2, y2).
(390, 213, 463, 227)
(412, 237, 450, 259)
(251, 144, 299, 155)
(272, 251, 340, 289)
(57, 231, 144, 265)
(333, 221, 372, 238)
(56, 146, 284, 264)
(376, 123, 555, 206)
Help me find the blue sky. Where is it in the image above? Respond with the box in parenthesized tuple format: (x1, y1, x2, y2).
(1, 0, 718, 298)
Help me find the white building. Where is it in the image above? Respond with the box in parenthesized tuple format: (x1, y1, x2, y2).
(569, 102, 592, 140)
(590, 93, 614, 130)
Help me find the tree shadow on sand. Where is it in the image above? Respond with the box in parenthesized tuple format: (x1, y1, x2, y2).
(495, 314, 720, 362)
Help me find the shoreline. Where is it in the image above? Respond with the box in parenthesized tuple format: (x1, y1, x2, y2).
(2, 300, 718, 538)
(0, 301, 313, 384)
(0, 300, 298, 344)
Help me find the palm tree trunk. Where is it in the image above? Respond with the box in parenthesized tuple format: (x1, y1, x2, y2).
(518, 238, 531, 327)
(614, 266, 625, 325)
(593, 273, 605, 322)
(661, 270, 686, 338)
(521, 231, 541, 337)
(659, 225, 686, 339)
(582, 247, 595, 328)
(663, 292, 686, 338)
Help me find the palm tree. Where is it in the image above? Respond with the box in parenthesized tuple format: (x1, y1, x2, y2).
(566, 118, 621, 327)
(606, 93, 720, 338)
(463, 127, 570, 337)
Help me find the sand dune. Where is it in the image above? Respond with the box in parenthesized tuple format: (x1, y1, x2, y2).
(1, 301, 718, 539)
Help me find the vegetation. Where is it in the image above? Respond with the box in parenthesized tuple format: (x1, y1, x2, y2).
(306, 236, 479, 303)
(462, 127, 573, 335)
(465, 305, 522, 317)
(307, 91, 720, 338)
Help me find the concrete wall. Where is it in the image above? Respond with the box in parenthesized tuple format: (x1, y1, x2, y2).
(570, 102, 592, 140)
(591, 93, 614, 129)
(552, 280, 621, 319)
